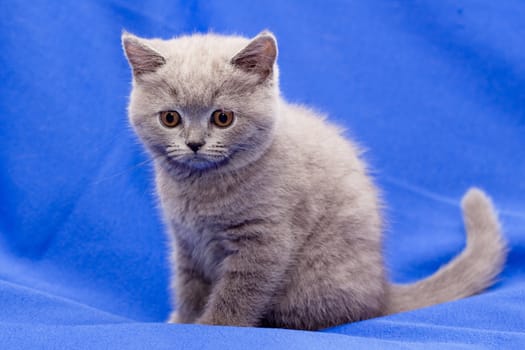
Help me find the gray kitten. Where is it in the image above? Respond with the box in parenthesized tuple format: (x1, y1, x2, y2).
(122, 30, 507, 330)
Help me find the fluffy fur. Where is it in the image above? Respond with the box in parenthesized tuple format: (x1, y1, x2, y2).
(122, 31, 507, 330)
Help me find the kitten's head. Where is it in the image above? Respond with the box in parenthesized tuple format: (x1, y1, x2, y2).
(122, 31, 279, 175)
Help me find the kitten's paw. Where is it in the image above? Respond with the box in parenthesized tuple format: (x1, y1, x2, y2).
(167, 311, 180, 323)
(195, 315, 214, 325)
(196, 312, 252, 327)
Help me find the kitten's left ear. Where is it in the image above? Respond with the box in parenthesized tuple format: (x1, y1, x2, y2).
(231, 31, 278, 81)
(121, 31, 166, 77)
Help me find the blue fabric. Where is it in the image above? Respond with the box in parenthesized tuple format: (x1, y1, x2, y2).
(1, 1, 524, 348)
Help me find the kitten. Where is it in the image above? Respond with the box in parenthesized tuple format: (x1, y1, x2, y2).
(122, 30, 507, 330)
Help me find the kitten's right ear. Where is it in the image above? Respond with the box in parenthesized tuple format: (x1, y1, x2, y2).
(121, 31, 166, 77)
(231, 31, 278, 81)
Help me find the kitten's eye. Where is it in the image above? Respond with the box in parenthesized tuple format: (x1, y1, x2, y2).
(159, 111, 181, 128)
(211, 110, 234, 128)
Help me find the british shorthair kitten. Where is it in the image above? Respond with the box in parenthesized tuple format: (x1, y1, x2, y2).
(122, 31, 506, 330)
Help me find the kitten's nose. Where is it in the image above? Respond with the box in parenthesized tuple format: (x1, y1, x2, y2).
(186, 141, 204, 153)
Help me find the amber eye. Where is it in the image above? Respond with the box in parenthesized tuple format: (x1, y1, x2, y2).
(211, 110, 234, 128)
(159, 111, 181, 128)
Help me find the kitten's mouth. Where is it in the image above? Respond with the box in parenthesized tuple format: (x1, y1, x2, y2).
(186, 155, 214, 168)
(170, 153, 229, 171)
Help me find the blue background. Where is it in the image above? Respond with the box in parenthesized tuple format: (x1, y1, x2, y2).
(1, 1, 524, 348)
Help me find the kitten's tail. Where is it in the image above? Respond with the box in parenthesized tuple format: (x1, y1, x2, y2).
(385, 187, 507, 315)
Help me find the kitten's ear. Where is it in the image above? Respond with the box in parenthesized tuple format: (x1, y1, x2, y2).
(121, 31, 166, 77)
(231, 31, 278, 81)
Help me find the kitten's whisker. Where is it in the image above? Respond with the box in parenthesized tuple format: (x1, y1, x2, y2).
(167, 151, 183, 158)
(92, 155, 160, 185)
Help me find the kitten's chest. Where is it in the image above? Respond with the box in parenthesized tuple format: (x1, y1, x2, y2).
(155, 163, 279, 278)
(164, 190, 249, 280)
(172, 218, 228, 281)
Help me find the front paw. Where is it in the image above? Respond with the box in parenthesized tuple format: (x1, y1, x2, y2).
(196, 311, 252, 327)
(195, 313, 215, 325)
(167, 311, 180, 323)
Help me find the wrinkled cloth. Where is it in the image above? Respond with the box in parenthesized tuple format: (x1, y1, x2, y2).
(0, 1, 524, 349)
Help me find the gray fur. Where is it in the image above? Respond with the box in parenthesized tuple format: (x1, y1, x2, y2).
(122, 31, 507, 330)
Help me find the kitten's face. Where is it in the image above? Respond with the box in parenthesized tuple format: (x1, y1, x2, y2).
(123, 32, 279, 174)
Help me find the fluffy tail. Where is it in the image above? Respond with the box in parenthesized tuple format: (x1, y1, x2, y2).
(385, 187, 507, 315)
